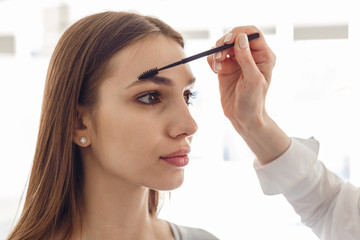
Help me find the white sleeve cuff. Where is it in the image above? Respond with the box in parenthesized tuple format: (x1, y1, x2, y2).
(254, 137, 320, 195)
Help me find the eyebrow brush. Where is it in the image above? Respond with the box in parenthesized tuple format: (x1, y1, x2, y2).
(138, 32, 260, 80)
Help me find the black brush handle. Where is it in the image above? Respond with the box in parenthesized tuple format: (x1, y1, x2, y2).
(183, 43, 235, 63)
(158, 32, 260, 71)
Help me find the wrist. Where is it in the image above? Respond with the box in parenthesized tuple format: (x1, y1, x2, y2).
(236, 115, 291, 165)
(231, 110, 269, 137)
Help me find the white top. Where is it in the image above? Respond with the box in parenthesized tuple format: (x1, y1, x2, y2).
(254, 137, 360, 240)
(168, 222, 219, 240)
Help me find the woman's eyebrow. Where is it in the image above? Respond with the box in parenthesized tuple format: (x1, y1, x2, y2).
(126, 76, 173, 89)
(126, 76, 196, 89)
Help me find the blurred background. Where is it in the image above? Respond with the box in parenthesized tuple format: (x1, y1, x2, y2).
(1, 0, 359, 239)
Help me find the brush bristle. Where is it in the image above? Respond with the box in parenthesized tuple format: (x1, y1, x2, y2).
(138, 68, 159, 80)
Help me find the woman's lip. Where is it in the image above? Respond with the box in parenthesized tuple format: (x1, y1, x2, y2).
(160, 148, 191, 167)
(160, 148, 191, 158)
(161, 155, 189, 167)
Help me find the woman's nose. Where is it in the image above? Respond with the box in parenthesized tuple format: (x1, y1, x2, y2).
(167, 102, 198, 139)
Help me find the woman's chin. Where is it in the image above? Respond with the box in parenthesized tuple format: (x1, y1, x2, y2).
(151, 175, 185, 191)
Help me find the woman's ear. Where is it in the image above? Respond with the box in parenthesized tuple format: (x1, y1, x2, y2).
(73, 105, 92, 147)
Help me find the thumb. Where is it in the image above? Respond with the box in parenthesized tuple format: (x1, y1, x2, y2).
(234, 33, 259, 77)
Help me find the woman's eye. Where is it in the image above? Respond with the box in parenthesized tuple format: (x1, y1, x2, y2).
(184, 90, 198, 105)
(137, 91, 161, 105)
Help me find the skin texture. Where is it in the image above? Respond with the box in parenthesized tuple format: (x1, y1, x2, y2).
(207, 26, 291, 165)
(72, 35, 197, 240)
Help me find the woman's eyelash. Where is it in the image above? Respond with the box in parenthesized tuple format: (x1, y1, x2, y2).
(136, 91, 161, 105)
(136, 90, 198, 106)
(185, 90, 198, 104)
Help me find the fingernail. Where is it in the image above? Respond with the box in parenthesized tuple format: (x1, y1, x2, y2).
(214, 61, 222, 72)
(239, 33, 248, 49)
(214, 51, 222, 60)
(224, 32, 233, 43)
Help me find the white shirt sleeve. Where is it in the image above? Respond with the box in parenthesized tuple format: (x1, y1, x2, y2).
(254, 137, 360, 240)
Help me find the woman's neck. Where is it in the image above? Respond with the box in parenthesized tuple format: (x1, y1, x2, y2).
(71, 162, 173, 240)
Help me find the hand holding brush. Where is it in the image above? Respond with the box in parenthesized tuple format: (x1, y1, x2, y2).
(137, 32, 260, 80)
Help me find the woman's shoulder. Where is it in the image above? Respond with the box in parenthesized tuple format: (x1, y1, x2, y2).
(168, 222, 219, 240)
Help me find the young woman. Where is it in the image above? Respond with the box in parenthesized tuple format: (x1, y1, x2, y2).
(7, 11, 219, 240)
(8, 9, 289, 240)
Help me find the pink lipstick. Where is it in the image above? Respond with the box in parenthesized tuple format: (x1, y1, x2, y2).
(160, 149, 190, 167)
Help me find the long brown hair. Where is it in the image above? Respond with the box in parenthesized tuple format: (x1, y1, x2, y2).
(7, 11, 184, 240)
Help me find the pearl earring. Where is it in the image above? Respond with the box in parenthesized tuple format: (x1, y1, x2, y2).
(80, 137, 87, 145)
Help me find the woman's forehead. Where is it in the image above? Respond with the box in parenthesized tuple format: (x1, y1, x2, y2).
(118, 35, 186, 68)
(106, 35, 192, 85)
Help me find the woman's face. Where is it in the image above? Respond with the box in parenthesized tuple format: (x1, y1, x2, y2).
(85, 35, 198, 191)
